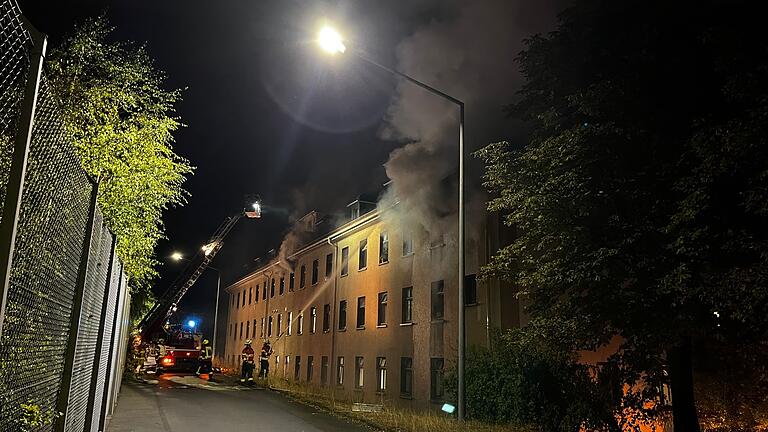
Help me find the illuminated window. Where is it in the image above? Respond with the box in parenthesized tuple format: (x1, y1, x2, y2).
(355, 356, 364, 389)
(287, 312, 293, 335)
(379, 231, 389, 264)
(376, 357, 387, 393)
(431, 280, 444, 320)
(377, 292, 387, 326)
(312, 259, 319, 285)
(298, 312, 304, 335)
(400, 357, 413, 397)
(337, 356, 344, 386)
(356, 297, 365, 329)
(338, 300, 347, 330)
(310, 306, 317, 334)
(402, 232, 414, 256)
(359, 239, 368, 270)
(341, 247, 349, 276)
(325, 253, 333, 277)
(277, 313, 282, 336)
(268, 316, 273, 337)
(402, 287, 413, 323)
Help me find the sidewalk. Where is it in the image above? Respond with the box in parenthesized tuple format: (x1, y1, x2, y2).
(106, 382, 172, 432)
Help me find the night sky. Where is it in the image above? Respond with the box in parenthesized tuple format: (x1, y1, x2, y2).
(17, 0, 567, 339)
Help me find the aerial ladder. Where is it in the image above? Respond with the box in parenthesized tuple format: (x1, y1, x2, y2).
(138, 201, 261, 341)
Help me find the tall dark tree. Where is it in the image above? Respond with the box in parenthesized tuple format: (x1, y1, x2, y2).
(477, 1, 768, 429)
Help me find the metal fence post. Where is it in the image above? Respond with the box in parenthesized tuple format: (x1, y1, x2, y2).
(54, 181, 99, 431)
(0, 30, 47, 333)
(85, 234, 117, 430)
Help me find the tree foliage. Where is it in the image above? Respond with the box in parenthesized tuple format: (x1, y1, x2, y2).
(476, 0, 768, 428)
(46, 18, 193, 295)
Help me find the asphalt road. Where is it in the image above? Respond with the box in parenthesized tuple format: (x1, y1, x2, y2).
(107, 375, 370, 432)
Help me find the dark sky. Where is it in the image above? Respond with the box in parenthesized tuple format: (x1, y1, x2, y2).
(18, 0, 567, 338)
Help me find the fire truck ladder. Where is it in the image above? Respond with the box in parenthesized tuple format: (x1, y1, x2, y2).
(139, 209, 256, 338)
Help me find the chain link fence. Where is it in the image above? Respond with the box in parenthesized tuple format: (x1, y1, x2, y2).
(0, 1, 132, 431)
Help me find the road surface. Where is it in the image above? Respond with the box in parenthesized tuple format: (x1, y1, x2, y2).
(107, 375, 369, 432)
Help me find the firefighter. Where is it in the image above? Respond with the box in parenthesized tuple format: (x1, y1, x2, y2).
(240, 339, 255, 383)
(259, 340, 273, 378)
(196, 339, 213, 377)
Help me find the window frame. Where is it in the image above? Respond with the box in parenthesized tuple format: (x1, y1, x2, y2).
(377, 292, 387, 326)
(358, 239, 368, 270)
(338, 300, 347, 330)
(400, 357, 413, 397)
(379, 231, 389, 264)
(402, 286, 413, 324)
(341, 247, 349, 276)
(356, 296, 366, 329)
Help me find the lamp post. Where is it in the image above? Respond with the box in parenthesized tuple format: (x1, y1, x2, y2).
(316, 26, 467, 420)
(171, 252, 223, 363)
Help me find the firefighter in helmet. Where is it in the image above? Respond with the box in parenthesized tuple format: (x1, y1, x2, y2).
(196, 339, 213, 377)
(259, 340, 273, 378)
(240, 339, 255, 383)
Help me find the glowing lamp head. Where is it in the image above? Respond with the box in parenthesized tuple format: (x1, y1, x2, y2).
(187, 320, 196, 328)
(171, 252, 183, 261)
(201, 242, 216, 256)
(317, 26, 346, 54)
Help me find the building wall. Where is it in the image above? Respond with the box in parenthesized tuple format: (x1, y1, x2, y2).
(224, 209, 520, 410)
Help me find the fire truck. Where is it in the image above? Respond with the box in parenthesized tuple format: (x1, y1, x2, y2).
(137, 200, 261, 374)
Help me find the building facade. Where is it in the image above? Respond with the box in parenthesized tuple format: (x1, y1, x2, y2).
(224, 202, 522, 410)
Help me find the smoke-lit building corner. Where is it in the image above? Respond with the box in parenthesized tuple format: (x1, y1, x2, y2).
(221, 184, 524, 411)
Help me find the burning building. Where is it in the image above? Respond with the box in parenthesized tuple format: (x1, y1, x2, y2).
(223, 190, 524, 410)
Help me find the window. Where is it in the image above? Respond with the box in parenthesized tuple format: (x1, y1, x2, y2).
(312, 259, 319, 285)
(359, 239, 368, 270)
(309, 306, 317, 334)
(402, 232, 414, 256)
(249, 287, 252, 304)
(255, 285, 259, 302)
(323, 304, 331, 332)
(377, 292, 387, 326)
(430, 358, 445, 400)
(295, 356, 301, 380)
(465, 274, 478, 305)
(307, 356, 314, 382)
(356, 297, 365, 329)
(376, 357, 387, 393)
(236, 292, 240, 309)
(338, 300, 347, 330)
(231, 294, 234, 308)
(355, 357, 364, 389)
(270, 278, 275, 298)
(239, 322, 243, 339)
(262, 282, 266, 300)
(337, 357, 344, 386)
(325, 253, 333, 277)
(321, 356, 329, 385)
(277, 313, 283, 336)
(402, 287, 413, 323)
(242, 289, 246, 306)
(431, 280, 445, 320)
(341, 247, 349, 276)
(289, 272, 295, 291)
(279, 276, 285, 295)
(379, 231, 389, 264)
(268, 316, 273, 337)
(229, 323, 232, 338)
(246, 321, 250, 338)
(260, 318, 264, 337)
(287, 312, 293, 336)
(300, 265, 306, 288)
(298, 312, 304, 335)
(284, 356, 290, 377)
(400, 357, 413, 397)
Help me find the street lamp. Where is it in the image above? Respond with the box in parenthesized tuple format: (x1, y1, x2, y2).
(315, 25, 467, 421)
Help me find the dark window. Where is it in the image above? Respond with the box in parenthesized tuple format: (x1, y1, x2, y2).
(268, 316, 273, 337)
(262, 282, 266, 300)
(255, 285, 259, 302)
(431, 280, 445, 320)
(323, 304, 331, 332)
(300, 265, 306, 288)
(321, 356, 329, 385)
(231, 294, 234, 307)
(400, 357, 413, 397)
(338, 300, 347, 330)
(239, 322, 243, 339)
(355, 356, 364, 389)
(377, 292, 387, 326)
(402, 287, 413, 323)
(307, 356, 314, 382)
(337, 356, 344, 386)
(289, 272, 295, 291)
(242, 289, 246, 306)
(295, 356, 301, 380)
(379, 231, 389, 264)
(356, 297, 365, 328)
(402, 232, 414, 256)
(279, 276, 285, 295)
(310, 306, 317, 333)
(430, 358, 445, 400)
(359, 239, 368, 269)
(236, 292, 240, 309)
(229, 323, 232, 338)
(341, 247, 349, 276)
(277, 314, 282, 336)
(325, 253, 333, 277)
(376, 357, 387, 393)
(270, 278, 275, 297)
(246, 321, 250, 338)
(312, 259, 319, 285)
(260, 318, 264, 337)
(248, 287, 252, 304)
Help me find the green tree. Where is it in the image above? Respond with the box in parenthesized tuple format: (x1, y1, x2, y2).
(46, 17, 193, 307)
(476, 1, 768, 430)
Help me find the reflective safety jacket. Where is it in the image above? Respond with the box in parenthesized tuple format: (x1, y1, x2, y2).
(241, 346, 255, 362)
